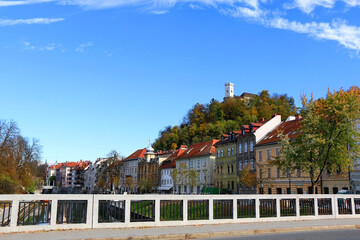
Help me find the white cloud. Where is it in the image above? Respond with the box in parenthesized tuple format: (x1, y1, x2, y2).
(0, 18, 64, 26)
(284, 0, 360, 14)
(150, 9, 169, 14)
(267, 17, 360, 50)
(0, 0, 53, 7)
(22, 41, 62, 51)
(75, 42, 93, 52)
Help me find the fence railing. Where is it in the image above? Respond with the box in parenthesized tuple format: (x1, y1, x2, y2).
(1, 194, 360, 233)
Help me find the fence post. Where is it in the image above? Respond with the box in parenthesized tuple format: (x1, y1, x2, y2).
(314, 196, 318, 217)
(233, 198, 237, 220)
(255, 198, 260, 219)
(9, 198, 19, 230)
(155, 197, 160, 224)
(333, 195, 338, 219)
(296, 197, 300, 218)
(50, 198, 58, 226)
(183, 198, 188, 223)
(276, 197, 281, 219)
(124, 196, 131, 225)
(351, 197, 355, 216)
(209, 197, 213, 221)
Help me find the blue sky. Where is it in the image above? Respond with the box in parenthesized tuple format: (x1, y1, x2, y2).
(0, 0, 359, 163)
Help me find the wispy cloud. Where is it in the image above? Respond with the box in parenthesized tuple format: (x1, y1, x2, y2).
(1, 0, 360, 52)
(0, 0, 53, 7)
(22, 41, 63, 51)
(75, 42, 93, 52)
(267, 18, 360, 50)
(284, 0, 360, 14)
(0, 18, 64, 26)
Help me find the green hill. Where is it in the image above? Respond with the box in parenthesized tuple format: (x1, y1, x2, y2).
(153, 90, 297, 151)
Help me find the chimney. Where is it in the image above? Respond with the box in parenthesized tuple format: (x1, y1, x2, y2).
(259, 117, 265, 123)
(295, 115, 302, 120)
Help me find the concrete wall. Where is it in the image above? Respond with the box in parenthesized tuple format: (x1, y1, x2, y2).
(1, 194, 360, 233)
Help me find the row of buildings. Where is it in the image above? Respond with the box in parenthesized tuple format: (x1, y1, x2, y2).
(46, 83, 360, 195)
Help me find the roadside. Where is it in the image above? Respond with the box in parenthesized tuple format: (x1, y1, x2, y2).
(1, 219, 360, 240)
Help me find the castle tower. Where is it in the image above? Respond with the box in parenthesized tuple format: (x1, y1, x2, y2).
(225, 82, 234, 99)
(144, 140, 155, 162)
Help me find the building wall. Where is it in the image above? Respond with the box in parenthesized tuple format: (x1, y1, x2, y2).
(215, 141, 237, 193)
(237, 135, 256, 194)
(160, 167, 174, 191)
(176, 155, 215, 194)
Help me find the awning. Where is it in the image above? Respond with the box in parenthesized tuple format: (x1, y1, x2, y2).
(158, 186, 173, 191)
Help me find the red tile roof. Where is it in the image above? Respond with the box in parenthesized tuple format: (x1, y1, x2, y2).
(176, 139, 219, 159)
(257, 118, 302, 146)
(124, 148, 146, 161)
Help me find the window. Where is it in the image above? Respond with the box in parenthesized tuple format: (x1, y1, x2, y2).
(297, 188, 303, 194)
(227, 148, 230, 156)
(231, 147, 234, 155)
(217, 150, 220, 158)
(259, 188, 264, 194)
(221, 150, 223, 157)
(259, 151, 262, 161)
(297, 169, 301, 177)
(231, 164, 234, 173)
(250, 141, 254, 151)
(324, 187, 329, 194)
(277, 168, 280, 178)
(286, 168, 291, 178)
(239, 143, 242, 153)
(267, 150, 271, 160)
(227, 164, 230, 173)
(190, 160, 193, 168)
(203, 160, 207, 168)
(197, 160, 200, 168)
(259, 168, 263, 179)
(276, 148, 280, 157)
(276, 188, 282, 194)
(244, 142, 248, 152)
(250, 159, 255, 170)
(268, 188, 272, 194)
(239, 161, 243, 171)
(267, 168, 271, 178)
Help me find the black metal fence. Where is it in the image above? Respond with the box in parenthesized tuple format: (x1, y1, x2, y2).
(56, 200, 87, 224)
(213, 200, 233, 219)
(318, 198, 332, 215)
(300, 198, 314, 216)
(98, 200, 125, 223)
(338, 198, 352, 215)
(160, 200, 183, 221)
(0, 201, 11, 227)
(17, 201, 51, 226)
(280, 199, 296, 217)
(237, 199, 255, 218)
(130, 200, 155, 222)
(259, 199, 276, 218)
(188, 200, 209, 220)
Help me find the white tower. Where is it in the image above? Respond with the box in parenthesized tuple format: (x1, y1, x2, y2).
(225, 82, 234, 98)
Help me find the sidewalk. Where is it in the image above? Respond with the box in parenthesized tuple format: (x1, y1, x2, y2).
(1, 219, 360, 240)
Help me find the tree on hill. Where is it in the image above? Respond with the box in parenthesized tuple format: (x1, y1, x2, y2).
(153, 90, 297, 151)
(275, 87, 360, 194)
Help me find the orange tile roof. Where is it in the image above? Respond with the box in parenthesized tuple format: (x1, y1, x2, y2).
(124, 148, 146, 161)
(257, 118, 302, 146)
(176, 139, 219, 159)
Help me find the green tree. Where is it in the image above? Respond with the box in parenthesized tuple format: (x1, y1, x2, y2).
(276, 87, 360, 193)
(187, 169, 198, 194)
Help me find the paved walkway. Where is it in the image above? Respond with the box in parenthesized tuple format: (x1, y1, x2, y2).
(1, 219, 360, 240)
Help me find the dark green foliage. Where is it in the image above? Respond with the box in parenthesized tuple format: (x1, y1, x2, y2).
(153, 91, 297, 150)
